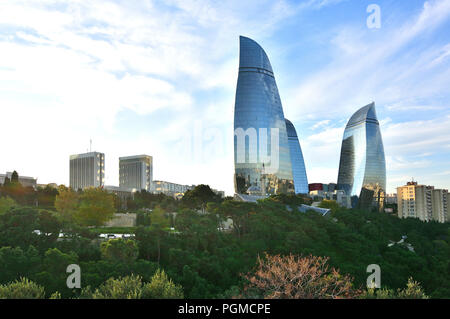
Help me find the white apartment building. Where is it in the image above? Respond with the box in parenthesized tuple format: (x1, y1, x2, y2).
(119, 155, 152, 192)
(69, 152, 105, 190)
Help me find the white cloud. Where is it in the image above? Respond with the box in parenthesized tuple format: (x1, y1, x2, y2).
(383, 115, 450, 155)
(0, 0, 449, 196)
(1, 0, 310, 195)
(311, 119, 331, 130)
(285, 0, 450, 121)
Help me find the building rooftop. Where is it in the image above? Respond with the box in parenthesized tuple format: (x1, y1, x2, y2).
(70, 151, 104, 160)
(298, 204, 331, 216)
(119, 155, 152, 160)
(346, 102, 378, 128)
(239, 36, 273, 73)
(234, 193, 268, 203)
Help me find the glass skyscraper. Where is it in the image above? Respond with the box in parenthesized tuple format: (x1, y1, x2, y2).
(285, 119, 309, 194)
(234, 36, 307, 195)
(337, 102, 386, 210)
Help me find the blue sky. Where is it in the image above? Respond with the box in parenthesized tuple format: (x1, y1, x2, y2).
(0, 0, 449, 195)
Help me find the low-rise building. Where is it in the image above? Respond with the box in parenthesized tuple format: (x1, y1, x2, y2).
(151, 180, 194, 199)
(37, 183, 59, 189)
(104, 185, 137, 209)
(308, 189, 352, 209)
(211, 188, 225, 198)
(0, 172, 37, 189)
(385, 193, 398, 204)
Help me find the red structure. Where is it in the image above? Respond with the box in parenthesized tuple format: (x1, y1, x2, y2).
(308, 183, 323, 192)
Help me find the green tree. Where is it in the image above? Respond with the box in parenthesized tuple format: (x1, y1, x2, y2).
(318, 200, 341, 213)
(214, 200, 256, 239)
(362, 278, 429, 299)
(10, 171, 19, 184)
(136, 209, 151, 226)
(83, 271, 183, 299)
(3, 176, 11, 187)
(0, 207, 39, 248)
(397, 278, 429, 299)
(182, 184, 221, 212)
(54, 186, 79, 224)
(38, 210, 61, 242)
(75, 188, 115, 226)
(0, 278, 45, 299)
(150, 207, 170, 264)
(1, 172, 36, 206)
(100, 238, 139, 264)
(142, 269, 183, 299)
(88, 274, 143, 299)
(0, 196, 16, 215)
(34, 248, 78, 298)
(36, 185, 59, 208)
(0, 246, 41, 283)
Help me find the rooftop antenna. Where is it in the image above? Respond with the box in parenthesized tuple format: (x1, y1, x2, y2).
(90, 139, 92, 152)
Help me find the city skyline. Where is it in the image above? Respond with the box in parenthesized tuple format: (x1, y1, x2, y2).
(1, 0, 450, 196)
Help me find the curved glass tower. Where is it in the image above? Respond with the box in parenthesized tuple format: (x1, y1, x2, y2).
(285, 119, 309, 194)
(337, 102, 386, 210)
(234, 36, 294, 195)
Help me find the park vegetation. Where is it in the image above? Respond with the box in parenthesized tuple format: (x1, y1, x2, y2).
(0, 172, 448, 299)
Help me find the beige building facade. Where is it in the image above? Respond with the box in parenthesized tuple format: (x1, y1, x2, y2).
(397, 181, 448, 223)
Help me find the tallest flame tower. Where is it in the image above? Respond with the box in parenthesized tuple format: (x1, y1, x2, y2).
(233, 36, 308, 195)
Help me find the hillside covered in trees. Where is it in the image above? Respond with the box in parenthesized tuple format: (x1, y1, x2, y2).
(0, 180, 449, 298)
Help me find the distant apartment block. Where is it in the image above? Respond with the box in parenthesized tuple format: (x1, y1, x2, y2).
(69, 152, 105, 190)
(308, 183, 337, 193)
(212, 189, 225, 198)
(37, 183, 58, 189)
(397, 181, 448, 223)
(152, 180, 194, 198)
(0, 172, 37, 189)
(385, 193, 398, 204)
(119, 155, 153, 192)
(432, 189, 448, 223)
(309, 189, 352, 209)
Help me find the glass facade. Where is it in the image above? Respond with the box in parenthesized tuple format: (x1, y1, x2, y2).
(285, 119, 309, 194)
(234, 36, 294, 195)
(337, 102, 386, 210)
